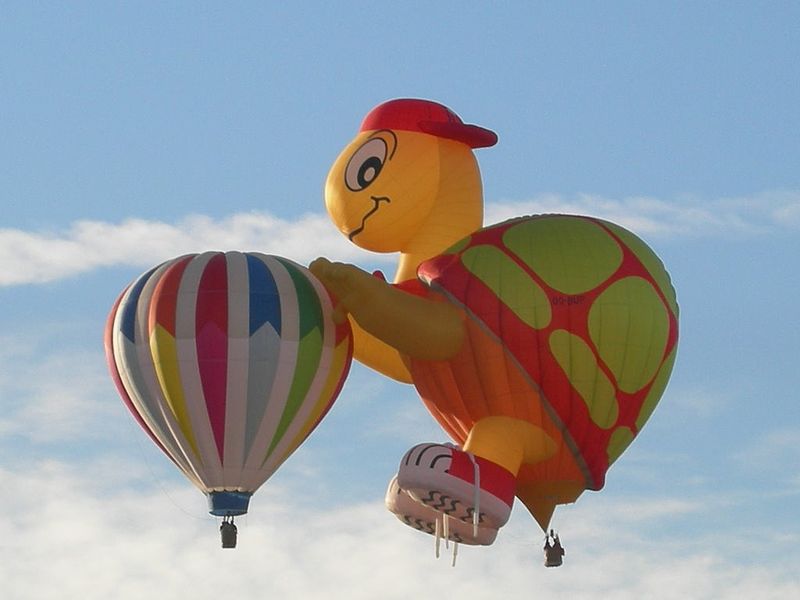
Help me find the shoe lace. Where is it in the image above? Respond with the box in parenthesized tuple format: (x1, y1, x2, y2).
(466, 451, 481, 537)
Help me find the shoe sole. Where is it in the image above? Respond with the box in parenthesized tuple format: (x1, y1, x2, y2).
(385, 477, 497, 546)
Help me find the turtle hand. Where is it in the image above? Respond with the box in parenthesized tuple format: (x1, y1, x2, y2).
(309, 257, 373, 324)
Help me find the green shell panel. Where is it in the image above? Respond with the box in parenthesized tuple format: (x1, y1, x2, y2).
(607, 426, 635, 465)
(588, 276, 670, 394)
(461, 244, 552, 329)
(602, 221, 679, 319)
(502, 216, 623, 295)
(549, 329, 619, 429)
(636, 346, 677, 430)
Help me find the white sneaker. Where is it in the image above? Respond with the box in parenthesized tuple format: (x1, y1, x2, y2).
(396, 443, 516, 530)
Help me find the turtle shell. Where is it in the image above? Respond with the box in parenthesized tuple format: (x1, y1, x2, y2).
(410, 214, 679, 492)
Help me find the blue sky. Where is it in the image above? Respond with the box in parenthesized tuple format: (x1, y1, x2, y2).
(1, 2, 799, 598)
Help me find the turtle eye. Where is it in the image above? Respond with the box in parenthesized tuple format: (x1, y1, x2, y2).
(344, 138, 388, 191)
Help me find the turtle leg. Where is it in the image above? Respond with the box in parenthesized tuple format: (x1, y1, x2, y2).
(463, 416, 558, 476)
(394, 419, 558, 531)
(466, 417, 585, 533)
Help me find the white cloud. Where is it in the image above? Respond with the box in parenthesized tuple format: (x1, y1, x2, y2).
(486, 190, 800, 237)
(0, 458, 798, 600)
(0, 212, 382, 286)
(0, 323, 797, 599)
(0, 333, 118, 443)
(2, 189, 798, 287)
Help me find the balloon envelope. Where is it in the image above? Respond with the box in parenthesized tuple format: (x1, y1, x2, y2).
(411, 215, 679, 525)
(105, 252, 353, 516)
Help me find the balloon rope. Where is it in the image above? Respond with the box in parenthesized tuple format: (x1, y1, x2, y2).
(123, 411, 208, 521)
(467, 452, 480, 537)
(434, 516, 442, 558)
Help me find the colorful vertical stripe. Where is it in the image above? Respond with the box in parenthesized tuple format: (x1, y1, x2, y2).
(104, 252, 353, 500)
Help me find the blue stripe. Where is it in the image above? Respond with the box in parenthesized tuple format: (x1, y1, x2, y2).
(120, 266, 158, 342)
(247, 254, 281, 337)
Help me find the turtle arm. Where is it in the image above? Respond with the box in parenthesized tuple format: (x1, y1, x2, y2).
(309, 258, 465, 366)
(348, 320, 414, 383)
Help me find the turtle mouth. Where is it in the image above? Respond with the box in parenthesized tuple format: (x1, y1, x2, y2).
(348, 195, 391, 241)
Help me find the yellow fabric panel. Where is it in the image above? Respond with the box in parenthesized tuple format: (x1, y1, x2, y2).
(150, 325, 200, 458)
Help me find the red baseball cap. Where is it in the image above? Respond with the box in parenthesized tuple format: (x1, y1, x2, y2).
(359, 98, 498, 149)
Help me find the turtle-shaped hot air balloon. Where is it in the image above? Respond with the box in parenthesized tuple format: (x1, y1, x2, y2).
(311, 98, 678, 551)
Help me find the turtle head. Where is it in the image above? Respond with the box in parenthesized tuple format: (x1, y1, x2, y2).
(324, 99, 496, 255)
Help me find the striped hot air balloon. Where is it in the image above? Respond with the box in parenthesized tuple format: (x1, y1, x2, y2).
(104, 252, 353, 541)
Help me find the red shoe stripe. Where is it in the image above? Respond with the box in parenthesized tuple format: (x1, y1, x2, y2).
(448, 451, 515, 506)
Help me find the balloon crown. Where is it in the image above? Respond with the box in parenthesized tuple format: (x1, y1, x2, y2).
(359, 98, 498, 149)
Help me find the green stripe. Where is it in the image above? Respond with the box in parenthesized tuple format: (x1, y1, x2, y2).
(265, 260, 324, 458)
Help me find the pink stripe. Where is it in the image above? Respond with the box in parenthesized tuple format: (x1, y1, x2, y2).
(104, 289, 174, 461)
(195, 253, 228, 461)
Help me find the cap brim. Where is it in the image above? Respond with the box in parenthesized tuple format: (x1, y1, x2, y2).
(419, 120, 498, 149)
